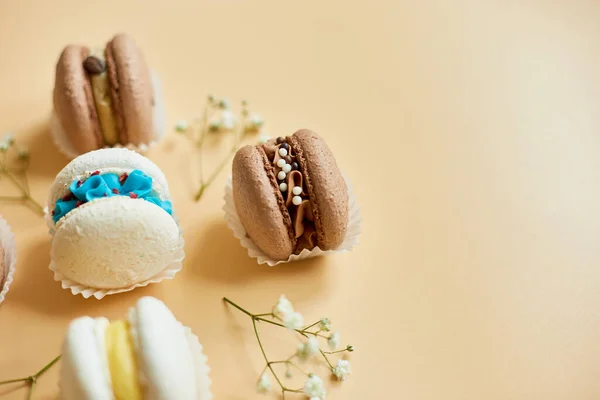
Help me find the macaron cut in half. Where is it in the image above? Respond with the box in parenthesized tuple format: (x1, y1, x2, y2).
(60, 296, 212, 400)
(232, 129, 348, 261)
(46, 148, 183, 297)
(52, 33, 166, 158)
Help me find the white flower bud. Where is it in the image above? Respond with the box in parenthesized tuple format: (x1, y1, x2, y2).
(284, 311, 304, 330)
(332, 359, 351, 381)
(328, 332, 340, 350)
(175, 120, 188, 133)
(303, 374, 326, 399)
(319, 318, 331, 332)
(257, 373, 271, 393)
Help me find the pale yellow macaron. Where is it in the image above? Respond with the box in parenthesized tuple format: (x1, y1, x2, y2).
(60, 296, 212, 399)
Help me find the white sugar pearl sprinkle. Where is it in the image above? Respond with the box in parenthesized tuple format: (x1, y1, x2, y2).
(279, 183, 288, 192)
(292, 196, 302, 206)
(276, 159, 286, 168)
(282, 163, 292, 173)
(278, 171, 287, 180)
(292, 186, 302, 195)
(278, 148, 288, 157)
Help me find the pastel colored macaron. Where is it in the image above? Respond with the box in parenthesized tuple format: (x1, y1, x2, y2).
(52, 33, 166, 158)
(232, 129, 348, 260)
(46, 148, 182, 293)
(60, 296, 212, 400)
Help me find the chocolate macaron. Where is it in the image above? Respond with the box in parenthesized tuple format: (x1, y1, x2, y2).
(52, 33, 166, 158)
(232, 129, 348, 261)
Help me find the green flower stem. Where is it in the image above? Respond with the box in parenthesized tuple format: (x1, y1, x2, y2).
(224, 298, 311, 395)
(302, 321, 321, 331)
(187, 99, 250, 202)
(322, 349, 348, 355)
(254, 313, 274, 318)
(252, 318, 301, 395)
(224, 298, 328, 339)
(0, 355, 61, 400)
(0, 167, 44, 215)
(319, 349, 334, 369)
(269, 359, 310, 377)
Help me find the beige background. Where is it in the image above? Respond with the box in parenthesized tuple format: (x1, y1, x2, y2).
(0, 0, 600, 399)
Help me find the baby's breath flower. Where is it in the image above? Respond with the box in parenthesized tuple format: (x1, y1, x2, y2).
(328, 332, 340, 350)
(257, 373, 271, 393)
(208, 118, 221, 132)
(246, 113, 264, 132)
(303, 374, 326, 399)
(2, 133, 14, 145)
(175, 120, 189, 133)
(284, 311, 304, 330)
(0, 142, 8, 152)
(258, 134, 270, 144)
(332, 359, 351, 381)
(272, 295, 294, 319)
(218, 98, 231, 109)
(319, 318, 331, 332)
(18, 148, 29, 160)
(297, 337, 320, 361)
(346, 344, 355, 352)
(220, 110, 236, 130)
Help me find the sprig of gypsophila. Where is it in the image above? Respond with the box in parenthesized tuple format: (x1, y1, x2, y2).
(224, 296, 354, 399)
(0, 133, 44, 215)
(0, 355, 61, 400)
(174, 96, 267, 202)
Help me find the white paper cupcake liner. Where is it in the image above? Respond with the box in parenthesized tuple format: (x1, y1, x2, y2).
(48, 235, 185, 300)
(184, 326, 213, 400)
(50, 70, 166, 160)
(0, 216, 16, 305)
(223, 174, 361, 266)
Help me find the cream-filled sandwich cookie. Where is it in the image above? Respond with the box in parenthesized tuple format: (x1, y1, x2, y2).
(60, 296, 212, 400)
(52, 33, 166, 159)
(232, 129, 350, 261)
(46, 148, 183, 297)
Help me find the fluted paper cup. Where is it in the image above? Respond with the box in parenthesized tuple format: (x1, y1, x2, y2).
(223, 175, 361, 266)
(0, 216, 17, 305)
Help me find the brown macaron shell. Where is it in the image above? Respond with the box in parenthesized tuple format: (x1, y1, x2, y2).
(289, 130, 348, 250)
(53, 45, 104, 154)
(233, 145, 296, 260)
(105, 34, 154, 146)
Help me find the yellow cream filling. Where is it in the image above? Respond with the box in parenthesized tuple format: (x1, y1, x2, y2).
(105, 320, 142, 400)
(88, 49, 119, 146)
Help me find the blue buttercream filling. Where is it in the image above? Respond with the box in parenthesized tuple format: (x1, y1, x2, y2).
(52, 170, 172, 224)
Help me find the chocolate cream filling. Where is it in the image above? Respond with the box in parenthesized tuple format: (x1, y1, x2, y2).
(263, 140, 317, 253)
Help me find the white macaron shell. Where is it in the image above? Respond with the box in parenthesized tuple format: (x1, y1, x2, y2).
(47, 148, 170, 211)
(60, 316, 113, 400)
(128, 297, 198, 400)
(51, 196, 180, 289)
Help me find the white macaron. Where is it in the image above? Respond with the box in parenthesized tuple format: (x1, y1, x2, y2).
(60, 296, 212, 400)
(47, 148, 183, 292)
